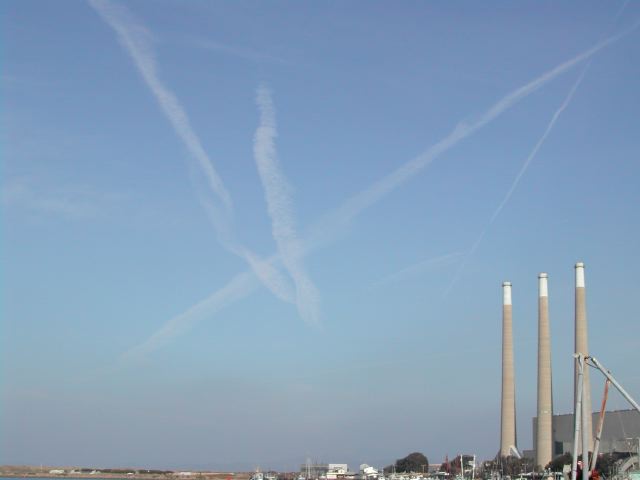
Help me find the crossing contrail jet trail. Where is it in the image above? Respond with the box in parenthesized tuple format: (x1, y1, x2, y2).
(123, 16, 639, 358)
(444, 66, 590, 296)
(89, 0, 298, 307)
(254, 85, 321, 326)
(444, 3, 634, 295)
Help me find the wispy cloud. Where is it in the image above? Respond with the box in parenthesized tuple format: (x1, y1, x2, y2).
(90, 0, 298, 307)
(253, 85, 321, 325)
(372, 252, 463, 288)
(1, 74, 55, 88)
(191, 38, 289, 65)
(124, 23, 638, 358)
(2, 177, 121, 220)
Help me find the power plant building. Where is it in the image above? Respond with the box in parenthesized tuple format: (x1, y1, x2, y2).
(532, 409, 640, 458)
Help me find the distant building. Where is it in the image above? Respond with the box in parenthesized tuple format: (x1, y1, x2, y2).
(359, 465, 379, 480)
(326, 464, 355, 480)
(299, 463, 362, 480)
(532, 409, 640, 458)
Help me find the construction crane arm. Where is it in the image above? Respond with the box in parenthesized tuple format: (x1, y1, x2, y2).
(585, 356, 640, 414)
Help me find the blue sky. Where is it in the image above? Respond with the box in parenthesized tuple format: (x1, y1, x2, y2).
(2, 0, 640, 471)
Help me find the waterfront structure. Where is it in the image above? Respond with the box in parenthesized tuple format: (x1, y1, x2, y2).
(359, 465, 379, 480)
(298, 464, 358, 480)
(500, 281, 518, 457)
(325, 465, 356, 480)
(574, 262, 593, 452)
(536, 273, 553, 469)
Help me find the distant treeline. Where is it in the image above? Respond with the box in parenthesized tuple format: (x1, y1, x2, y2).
(384, 452, 429, 474)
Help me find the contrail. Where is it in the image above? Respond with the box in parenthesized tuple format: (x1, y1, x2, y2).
(254, 85, 321, 325)
(89, 0, 232, 215)
(197, 194, 295, 304)
(372, 251, 464, 288)
(489, 68, 589, 228)
(444, 4, 634, 295)
(614, 0, 632, 24)
(90, 0, 297, 306)
(124, 22, 639, 358)
(445, 66, 591, 296)
(122, 270, 259, 359)
(308, 18, 639, 246)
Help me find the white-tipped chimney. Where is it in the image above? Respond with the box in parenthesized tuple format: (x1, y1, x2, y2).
(574, 262, 593, 452)
(576, 262, 585, 288)
(503, 281, 512, 305)
(500, 281, 517, 457)
(536, 273, 553, 469)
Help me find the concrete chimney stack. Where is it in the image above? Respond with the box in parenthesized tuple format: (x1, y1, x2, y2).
(500, 281, 517, 457)
(575, 262, 593, 452)
(536, 273, 553, 469)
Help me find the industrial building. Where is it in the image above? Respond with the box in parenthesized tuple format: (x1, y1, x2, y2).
(532, 409, 640, 457)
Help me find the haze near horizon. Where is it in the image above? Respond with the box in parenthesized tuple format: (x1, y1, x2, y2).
(2, 0, 640, 472)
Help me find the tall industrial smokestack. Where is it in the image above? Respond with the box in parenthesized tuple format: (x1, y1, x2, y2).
(575, 262, 593, 452)
(500, 281, 517, 457)
(536, 273, 553, 469)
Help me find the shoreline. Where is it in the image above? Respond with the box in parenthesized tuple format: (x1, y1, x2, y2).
(0, 473, 251, 480)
